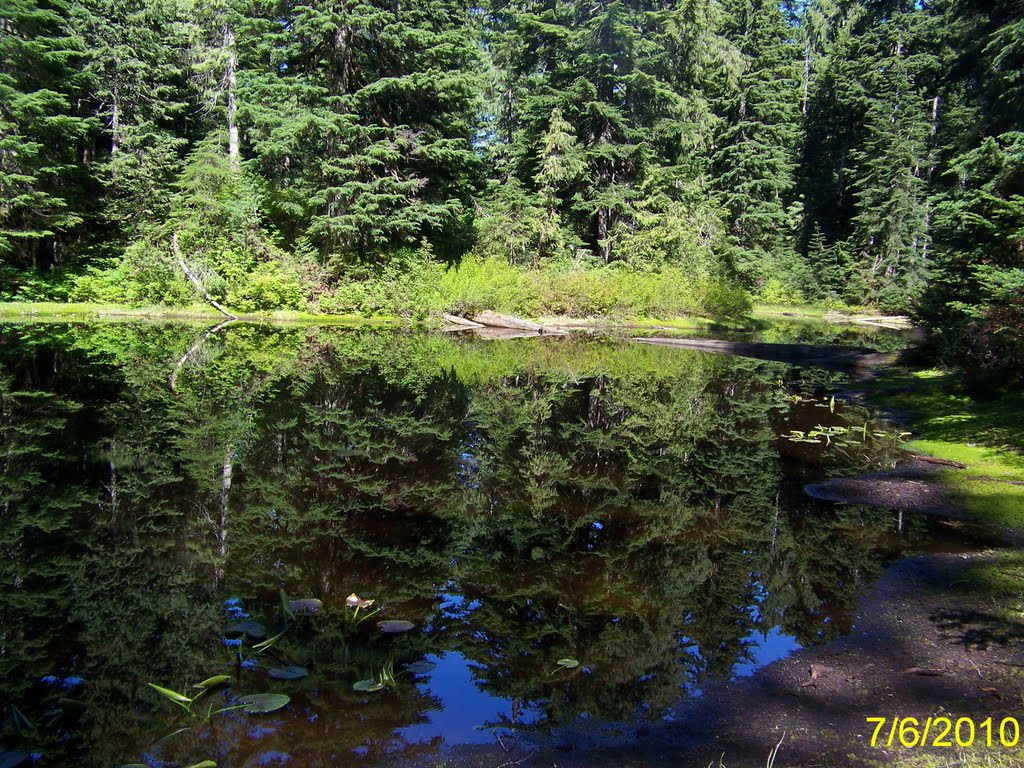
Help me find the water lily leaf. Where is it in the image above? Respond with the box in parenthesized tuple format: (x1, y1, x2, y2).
(288, 598, 322, 615)
(147, 683, 192, 704)
(225, 621, 266, 640)
(238, 693, 290, 714)
(353, 679, 385, 692)
(251, 626, 290, 652)
(377, 620, 414, 634)
(556, 658, 580, 669)
(404, 661, 436, 674)
(186, 762, 218, 768)
(194, 675, 231, 690)
(268, 666, 308, 680)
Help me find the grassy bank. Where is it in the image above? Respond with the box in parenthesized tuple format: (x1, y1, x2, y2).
(870, 369, 1024, 529)
(0, 302, 398, 326)
(0, 299, 905, 335)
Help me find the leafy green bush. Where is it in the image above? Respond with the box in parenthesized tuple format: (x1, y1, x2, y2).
(433, 254, 537, 315)
(757, 277, 804, 306)
(228, 262, 305, 312)
(70, 243, 195, 306)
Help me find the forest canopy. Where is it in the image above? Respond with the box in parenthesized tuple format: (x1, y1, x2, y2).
(1, 0, 1022, 380)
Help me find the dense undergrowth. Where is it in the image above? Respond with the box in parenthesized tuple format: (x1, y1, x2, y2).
(12, 249, 761, 321)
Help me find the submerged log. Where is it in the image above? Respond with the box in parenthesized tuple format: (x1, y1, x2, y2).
(632, 336, 895, 369)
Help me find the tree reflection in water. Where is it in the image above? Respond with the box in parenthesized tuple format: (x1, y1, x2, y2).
(0, 322, 932, 767)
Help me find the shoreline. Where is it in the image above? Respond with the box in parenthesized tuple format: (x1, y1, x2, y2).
(0, 301, 913, 333)
(427, 365, 1024, 768)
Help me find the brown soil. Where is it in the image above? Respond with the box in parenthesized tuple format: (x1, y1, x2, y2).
(431, 552, 1024, 768)
(805, 459, 962, 516)
(419, 461, 1024, 768)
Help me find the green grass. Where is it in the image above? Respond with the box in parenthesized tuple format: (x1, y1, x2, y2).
(752, 303, 893, 320)
(1, 299, 906, 334)
(869, 369, 1024, 528)
(0, 302, 399, 326)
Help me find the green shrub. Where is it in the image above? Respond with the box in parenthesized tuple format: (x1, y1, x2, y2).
(228, 262, 305, 312)
(70, 242, 194, 306)
(757, 277, 804, 306)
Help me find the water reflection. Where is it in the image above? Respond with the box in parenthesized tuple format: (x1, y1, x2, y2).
(0, 322, 939, 767)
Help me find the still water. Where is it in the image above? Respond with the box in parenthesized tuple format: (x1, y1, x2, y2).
(0, 320, 958, 767)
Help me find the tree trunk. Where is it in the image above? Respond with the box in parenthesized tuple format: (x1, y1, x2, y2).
(225, 26, 239, 169)
(171, 232, 239, 319)
(110, 92, 121, 156)
(802, 47, 811, 115)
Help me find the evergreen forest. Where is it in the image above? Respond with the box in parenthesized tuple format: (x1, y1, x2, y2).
(1, 0, 1022, 383)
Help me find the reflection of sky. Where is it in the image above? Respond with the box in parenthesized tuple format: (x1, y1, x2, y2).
(731, 626, 801, 678)
(395, 652, 541, 745)
(733, 580, 803, 678)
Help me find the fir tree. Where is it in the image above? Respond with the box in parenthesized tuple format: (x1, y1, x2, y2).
(712, 0, 802, 288)
(0, 0, 94, 275)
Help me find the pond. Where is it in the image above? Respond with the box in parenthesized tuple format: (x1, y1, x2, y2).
(0, 320, 977, 767)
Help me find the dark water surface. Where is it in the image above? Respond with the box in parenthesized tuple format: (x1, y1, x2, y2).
(0, 321, 967, 767)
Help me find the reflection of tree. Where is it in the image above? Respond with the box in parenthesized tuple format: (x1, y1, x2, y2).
(0, 323, 935, 765)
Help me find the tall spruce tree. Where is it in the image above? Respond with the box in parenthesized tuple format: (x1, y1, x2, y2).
(69, 0, 191, 233)
(712, 0, 803, 290)
(0, 0, 94, 277)
(243, 0, 482, 265)
(487, 0, 724, 264)
(846, 4, 942, 310)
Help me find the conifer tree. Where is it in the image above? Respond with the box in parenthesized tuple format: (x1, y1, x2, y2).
(0, 0, 94, 275)
(847, 6, 942, 309)
(245, 0, 482, 264)
(69, 0, 191, 232)
(712, 0, 802, 288)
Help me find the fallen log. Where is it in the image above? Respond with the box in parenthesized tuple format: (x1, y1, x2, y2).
(441, 313, 485, 328)
(906, 453, 968, 469)
(468, 311, 548, 332)
(172, 233, 238, 320)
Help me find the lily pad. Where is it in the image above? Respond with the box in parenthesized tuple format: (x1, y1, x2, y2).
(287, 598, 322, 616)
(186, 763, 218, 768)
(404, 661, 436, 674)
(225, 621, 266, 640)
(556, 658, 580, 669)
(377, 619, 415, 634)
(352, 679, 385, 692)
(268, 665, 308, 680)
(238, 693, 291, 714)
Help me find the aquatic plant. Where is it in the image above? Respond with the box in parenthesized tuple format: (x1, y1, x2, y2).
(146, 677, 241, 722)
(345, 593, 381, 625)
(353, 659, 398, 693)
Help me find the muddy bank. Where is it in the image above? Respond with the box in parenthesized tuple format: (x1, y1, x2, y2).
(805, 458, 963, 516)
(425, 551, 1024, 768)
